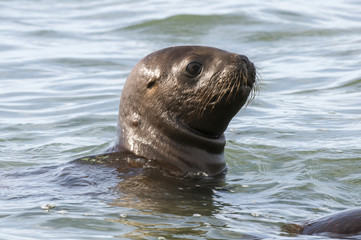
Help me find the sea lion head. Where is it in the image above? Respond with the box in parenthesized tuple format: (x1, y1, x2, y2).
(116, 46, 256, 177)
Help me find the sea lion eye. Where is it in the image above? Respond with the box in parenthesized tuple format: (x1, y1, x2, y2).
(186, 62, 202, 77)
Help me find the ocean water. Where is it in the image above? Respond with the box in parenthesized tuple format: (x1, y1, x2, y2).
(1, 0, 361, 239)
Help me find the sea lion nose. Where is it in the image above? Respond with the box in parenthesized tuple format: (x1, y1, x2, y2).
(235, 54, 256, 87)
(237, 54, 250, 64)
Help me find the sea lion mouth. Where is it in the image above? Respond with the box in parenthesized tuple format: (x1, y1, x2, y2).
(179, 119, 221, 139)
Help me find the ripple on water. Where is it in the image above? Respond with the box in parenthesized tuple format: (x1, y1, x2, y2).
(1, 0, 361, 239)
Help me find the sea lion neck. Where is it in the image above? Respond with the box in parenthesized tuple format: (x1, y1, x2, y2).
(116, 106, 227, 177)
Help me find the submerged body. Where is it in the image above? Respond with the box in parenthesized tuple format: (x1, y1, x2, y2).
(301, 208, 361, 235)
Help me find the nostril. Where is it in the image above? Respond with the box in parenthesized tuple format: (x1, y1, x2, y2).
(237, 54, 249, 64)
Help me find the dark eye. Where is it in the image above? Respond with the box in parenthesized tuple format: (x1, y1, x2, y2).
(186, 62, 202, 77)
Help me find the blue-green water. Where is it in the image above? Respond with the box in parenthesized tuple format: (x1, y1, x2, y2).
(1, 1, 361, 239)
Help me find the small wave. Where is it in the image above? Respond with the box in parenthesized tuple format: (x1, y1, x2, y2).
(122, 13, 255, 32)
(332, 77, 361, 89)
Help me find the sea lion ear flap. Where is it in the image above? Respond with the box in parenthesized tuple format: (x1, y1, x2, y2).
(146, 77, 157, 89)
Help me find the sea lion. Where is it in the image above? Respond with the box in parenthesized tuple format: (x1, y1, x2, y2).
(78, 46, 360, 236)
(284, 208, 361, 236)
(108, 46, 256, 177)
(302, 208, 361, 235)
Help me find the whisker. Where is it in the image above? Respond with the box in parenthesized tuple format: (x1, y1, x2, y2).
(195, 65, 257, 117)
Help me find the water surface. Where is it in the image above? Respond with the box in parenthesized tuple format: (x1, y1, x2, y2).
(1, 0, 361, 239)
